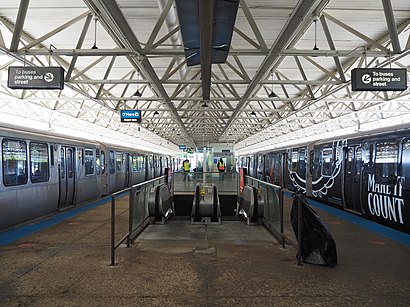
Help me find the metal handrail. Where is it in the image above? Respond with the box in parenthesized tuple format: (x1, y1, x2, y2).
(244, 175, 281, 189)
(110, 175, 167, 266)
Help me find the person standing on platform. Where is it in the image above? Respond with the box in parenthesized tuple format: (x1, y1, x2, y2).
(218, 158, 225, 180)
(183, 158, 191, 181)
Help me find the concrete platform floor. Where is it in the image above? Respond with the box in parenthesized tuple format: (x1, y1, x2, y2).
(1, 197, 410, 306)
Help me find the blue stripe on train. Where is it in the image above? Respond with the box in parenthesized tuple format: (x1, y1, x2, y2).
(284, 192, 410, 247)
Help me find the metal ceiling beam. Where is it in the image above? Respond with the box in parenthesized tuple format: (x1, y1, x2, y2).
(69, 79, 345, 85)
(16, 47, 391, 58)
(219, 0, 331, 140)
(85, 0, 196, 147)
(9, 0, 29, 51)
(381, 0, 401, 53)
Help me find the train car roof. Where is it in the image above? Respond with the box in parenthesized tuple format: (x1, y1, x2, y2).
(247, 122, 410, 155)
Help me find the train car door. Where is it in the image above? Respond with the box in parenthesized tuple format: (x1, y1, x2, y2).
(343, 146, 362, 212)
(58, 146, 75, 208)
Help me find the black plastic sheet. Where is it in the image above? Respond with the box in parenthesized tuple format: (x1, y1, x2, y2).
(290, 194, 338, 266)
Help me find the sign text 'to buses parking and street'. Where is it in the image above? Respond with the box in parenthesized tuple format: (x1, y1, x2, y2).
(8, 66, 65, 90)
(351, 68, 407, 91)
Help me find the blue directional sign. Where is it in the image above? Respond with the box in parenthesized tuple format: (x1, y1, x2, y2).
(179, 145, 186, 150)
(120, 110, 142, 123)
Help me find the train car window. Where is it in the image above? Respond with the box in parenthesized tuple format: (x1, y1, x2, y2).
(400, 139, 410, 188)
(2, 139, 28, 186)
(60, 148, 65, 179)
(297, 149, 306, 177)
(116, 152, 124, 172)
(321, 148, 333, 177)
(96, 149, 101, 175)
(30, 142, 49, 183)
(375, 141, 397, 183)
(101, 150, 106, 174)
(109, 150, 115, 174)
(84, 149, 95, 176)
(291, 150, 298, 172)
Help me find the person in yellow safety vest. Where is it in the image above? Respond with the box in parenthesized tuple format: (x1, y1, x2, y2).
(218, 158, 225, 180)
(183, 159, 190, 181)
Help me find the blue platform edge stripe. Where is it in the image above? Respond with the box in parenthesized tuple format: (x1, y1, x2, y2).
(284, 191, 410, 247)
(0, 193, 126, 247)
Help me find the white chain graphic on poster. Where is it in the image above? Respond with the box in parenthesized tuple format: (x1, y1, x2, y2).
(288, 139, 347, 197)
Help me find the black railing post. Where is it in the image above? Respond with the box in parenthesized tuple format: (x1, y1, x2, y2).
(297, 194, 303, 266)
(280, 188, 285, 249)
(110, 195, 116, 266)
(127, 188, 134, 247)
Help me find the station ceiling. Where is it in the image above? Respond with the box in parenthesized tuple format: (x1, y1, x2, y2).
(0, 0, 409, 154)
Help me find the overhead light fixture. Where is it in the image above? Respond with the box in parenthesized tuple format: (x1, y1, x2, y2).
(268, 91, 277, 98)
(250, 111, 256, 116)
(202, 101, 209, 108)
(153, 110, 159, 116)
(268, 70, 277, 98)
(134, 70, 142, 97)
(91, 16, 98, 49)
(313, 17, 319, 51)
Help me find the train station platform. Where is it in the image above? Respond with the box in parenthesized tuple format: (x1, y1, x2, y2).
(1, 195, 410, 306)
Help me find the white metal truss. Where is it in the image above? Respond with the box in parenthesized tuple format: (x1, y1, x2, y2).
(0, 0, 409, 154)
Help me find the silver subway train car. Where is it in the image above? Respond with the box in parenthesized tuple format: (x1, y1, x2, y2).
(0, 125, 170, 231)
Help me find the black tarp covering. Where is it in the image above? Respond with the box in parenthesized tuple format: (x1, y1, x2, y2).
(290, 194, 338, 266)
(175, 0, 239, 66)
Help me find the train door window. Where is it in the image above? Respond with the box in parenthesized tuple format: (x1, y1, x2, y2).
(132, 155, 144, 172)
(257, 154, 263, 171)
(297, 149, 306, 177)
(309, 150, 314, 175)
(264, 154, 272, 182)
(148, 155, 153, 169)
(84, 148, 95, 176)
(116, 152, 124, 172)
(30, 142, 49, 183)
(249, 155, 255, 174)
(60, 148, 65, 179)
(67, 149, 74, 179)
(140, 156, 145, 171)
(362, 143, 371, 164)
(375, 141, 398, 183)
(96, 149, 101, 175)
(400, 139, 410, 188)
(50, 145, 55, 166)
(321, 148, 333, 177)
(355, 147, 363, 176)
(312, 147, 321, 180)
(109, 150, 115, 174)
(101, 150, 106, 174)
(291, 150, 298, 172)
(132, 155, 138, 171)
(2, 139, 28, 186)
